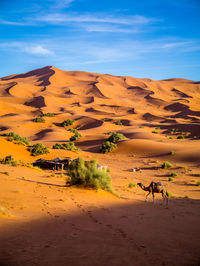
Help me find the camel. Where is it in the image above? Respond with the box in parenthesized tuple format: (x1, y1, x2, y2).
(137, 181, 168, 204)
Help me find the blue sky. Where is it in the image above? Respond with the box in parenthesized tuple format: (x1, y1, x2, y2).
(0, 0, 200, 80)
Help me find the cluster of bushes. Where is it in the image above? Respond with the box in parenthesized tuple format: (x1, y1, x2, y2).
(68, 128, 82, 141)
(28, 143, 49, 156)
(33, 117, 45, 123)
(67, 158, 112, 192)
(53, 142, 80, 151)
(100, 132, 125, 153)
(100, 141, 117, 153)
(61, 119, 75, 127)
(0, 132, 30, 146)
(0, 156, 18, 166)
(42, 113, 55, 117)
(114, 120, 123, 126)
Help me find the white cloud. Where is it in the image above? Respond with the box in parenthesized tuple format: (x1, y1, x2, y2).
(162, 42, 191, 48)
(24, 45, 54, 55)
(36, 13, 154, 25)
(0, 19, 28, 26)
(82, 24, 140, 33)
(50, 0, 75, 8)
(0, 42, 54, 56)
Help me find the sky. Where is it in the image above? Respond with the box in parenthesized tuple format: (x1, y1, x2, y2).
(0, 0, 200, 80)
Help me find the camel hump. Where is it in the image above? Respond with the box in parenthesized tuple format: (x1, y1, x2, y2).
(150, 181, 162, 188)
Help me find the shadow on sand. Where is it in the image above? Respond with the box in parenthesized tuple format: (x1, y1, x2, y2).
(0, 197, 200, 266)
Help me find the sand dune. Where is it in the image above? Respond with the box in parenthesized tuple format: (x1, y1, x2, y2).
(0, 66, 200, 266)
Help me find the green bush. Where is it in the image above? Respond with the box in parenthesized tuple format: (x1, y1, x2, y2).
(162, 161, 172, 169)
(114, 120, 123, 126)
(28, 143, 49, 156)
(128, 182, 136, 188)
(155, 127, 160, 130)
(0, 156, 18, 166)
(177, 135, 185, 139)
(67, 158, 112, 191)
(33, 117, 45, 123)
(170, 150, 175, 155)
(100, 141, 117, 153)
(69, 129, 82, 141)
(0, 132, 29, 146)
(152, 131, 158, 134)
(107, 132, 125, 143)
(68, 128, 78, 134)
(168, 177, 174, 181)
(53, 142, 80, 151)
(171, 172, 177, 177)
(196, 181, 200, 186)
(42, 113, 55, 117)
(61, 119, 75, 127)
(167, 192, 174, 198)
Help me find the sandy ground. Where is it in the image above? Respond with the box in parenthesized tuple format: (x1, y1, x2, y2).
(0, 66, 200, 266)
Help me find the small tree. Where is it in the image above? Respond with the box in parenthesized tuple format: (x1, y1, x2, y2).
(107, 132, 125, 143)
(67, 158, 112, 191)
(61, 119, 75, 127)
(33, 117, 45, 123)
(114, 120, 123, 126)
(28, 143, 49, 156)
(100, 141, 117, 153)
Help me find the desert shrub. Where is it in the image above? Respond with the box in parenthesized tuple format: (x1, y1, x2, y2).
(100, 141, 117, 153)
(107, 132, 125, 143)
(69, 129, 82, 141)
(67, 158, 112, 191)
(139, 126, 144, 128)
(171, 172, 177, 177)
(177, 135, 185, 139)
(155, 127, 160, 130)
(53, 142, 80, 151)
(68, 128, 78, 134)
(42, 113, 55, 117)
(168, 177, 174, 181)
(0, 156, 18, 166)
(170, 150, 175, 155)
(28, 143, 49, 156)
(114, 120, 123, 126)
(171, 128, 179, 133)
(128, 182, 136, 188)
(167, 192, 174, 198)
(196, 181, 200, 186)
(162, 161, 172, 169)
(33, 117, 45, 123)
(169, 136, 173, 139)
(152, 131, 158, 134)
(0, 132, 29, 146)
(61, 119, 75, 127)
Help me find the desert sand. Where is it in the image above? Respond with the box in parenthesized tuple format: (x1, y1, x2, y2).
(0, 66, 200, 266)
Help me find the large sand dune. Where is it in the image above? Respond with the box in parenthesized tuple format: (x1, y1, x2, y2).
(0, 66, 200, 266)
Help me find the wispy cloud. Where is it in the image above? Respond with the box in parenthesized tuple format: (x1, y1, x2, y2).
(24, 45, 54, 55)
(50, 0, 75, 9)
(0, 19, 28, 26)
(0, 42, 54, 56)
(36, 13, 154, 25)
(82, 24, 140, 33)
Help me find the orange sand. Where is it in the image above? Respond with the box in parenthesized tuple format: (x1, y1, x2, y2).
(0, 66, 200, 266)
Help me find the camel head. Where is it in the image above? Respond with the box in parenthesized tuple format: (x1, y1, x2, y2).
(137, 183, 144, 189)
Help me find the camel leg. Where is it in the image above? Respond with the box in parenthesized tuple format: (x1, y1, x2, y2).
(152, 192, 155, 203)
(162, 192, 168, 205)
(145, 192, 151, 202)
